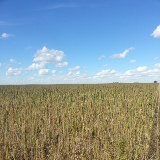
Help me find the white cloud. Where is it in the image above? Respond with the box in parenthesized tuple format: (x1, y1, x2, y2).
(33, 46, 68, 68)
(76, 71, 80, 75)
(151, 25, 160, 38)
(9, 59, 21, 65)
(147, 69, 160, 76)
(52, 70, 56, 74)
(155, 63, 160, 68)
(29, 46, 68, 73)
(67, 71, 72, 76)
(10, 59, 16, 63)
(110, 47, 134, 59)
(0, 63, 1, 67)
(69, 66, 80, 71)
(32, 66, 160, 83)
(121, 66, 148, 79)
(97, 69, 110, 76)
(137, 66, 147, 72)
(130, 59, 136, 63)
(6, 68, 22, 76)
(28, 63, 46, 70)
(1, 33, 13, 39)
(154, 57, 159, 60)
(56, 61, 68, 67)
(95, 69, 119, 79)
(28, 77, 34, 81)
(98, 55, 105, 60)
(38, 69, 49, 76)
(63, 71, 91, 83)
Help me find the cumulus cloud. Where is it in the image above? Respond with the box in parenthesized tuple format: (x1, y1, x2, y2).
(38, 69, 49, 76)
(63, 70, 90, 83)
(67, 66, 81, 76)
(155, 63, 160, 68)
(98, 55, 105, 60)
(110, 47, 134, 59)
(120, 67, 160, 82)
(33, 46, 68, 68)
(6, 68, 22, 76)
(57, 66, 160, 83)
(69, 66, 80, 71)
(28, 46, 68, 75)
(121, 66, 148, 78)
(130, 59, 136, 63)
(94, 69, 118, 79)
(97, 69, 110, 76)
(147, 69, 160, 76)
(55, 61, 68, 67)
(137, 66, 147, 72)
(1, 33, 13, 39)
(28, 63, 46, 70)
(151, 25, 160, 38)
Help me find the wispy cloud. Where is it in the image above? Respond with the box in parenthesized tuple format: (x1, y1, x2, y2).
(0, 20, 6, 26)
(151, 25, 160, 38)
(0, 20, 17, 26)
(130, 59, 136, 63)
(0, 20, 27, 26)
(47, 4, 78, 10)
(9, 58, 21, 65)
(110, 47, 134, 59)
(10, 59, 16, 63)
(98, 55, 105, 60)
(67, 71, 72, 76)
(1, 32, 13, 39)
(69, 66, 80, 71)
(154, 57, 159, 60)
(103, 64, 108, 67)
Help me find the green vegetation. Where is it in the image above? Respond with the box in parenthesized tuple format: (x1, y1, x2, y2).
(0, 84, 159, 159)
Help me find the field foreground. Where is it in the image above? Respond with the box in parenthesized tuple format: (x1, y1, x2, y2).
(0, 83, 160, 159)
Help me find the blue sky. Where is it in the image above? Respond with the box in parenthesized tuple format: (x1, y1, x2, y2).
(0, 0, 160, 84)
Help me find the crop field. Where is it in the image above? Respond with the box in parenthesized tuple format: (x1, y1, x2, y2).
(0, 83, 160, 159)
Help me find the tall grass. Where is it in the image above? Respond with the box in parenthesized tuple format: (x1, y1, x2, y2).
(0, 84, 159, 159)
